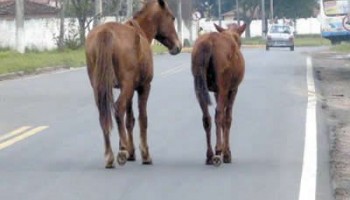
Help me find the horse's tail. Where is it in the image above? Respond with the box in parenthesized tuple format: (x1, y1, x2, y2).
(192, 41, 212, 106)
(91, 30, 116, 133)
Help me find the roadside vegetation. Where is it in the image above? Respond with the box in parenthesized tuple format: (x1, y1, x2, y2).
(0, 45, 168, 75)
(0, 49, 85, 75)
(330, 42, 350, 53)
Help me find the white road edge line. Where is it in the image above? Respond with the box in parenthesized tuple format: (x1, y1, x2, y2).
(299, 56, 317, 200)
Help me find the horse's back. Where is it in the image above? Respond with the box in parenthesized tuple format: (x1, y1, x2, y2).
(87, 22, 150, 56)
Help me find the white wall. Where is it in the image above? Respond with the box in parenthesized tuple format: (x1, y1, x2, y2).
(196, 18, 321, 38)
(0, 17, 322, 51)
(0, 18, 61, 50)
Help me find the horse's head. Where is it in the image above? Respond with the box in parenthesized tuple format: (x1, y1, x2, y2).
(154, 0, 182, 55)
(214, 23, 246, 47)
(136, 0, 181, 55)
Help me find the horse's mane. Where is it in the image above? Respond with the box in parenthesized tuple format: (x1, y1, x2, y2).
(133, 1, 155, 20)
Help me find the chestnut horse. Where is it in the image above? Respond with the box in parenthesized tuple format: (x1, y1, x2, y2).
(85, 0, 181, 168)
(191, 23, 246, 166)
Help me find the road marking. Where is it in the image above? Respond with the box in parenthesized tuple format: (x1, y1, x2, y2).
(0, 126, 49, 150)
(298, 56, 317, 200)
(0, 126, 31, 142)
(159, 64, 186, 78)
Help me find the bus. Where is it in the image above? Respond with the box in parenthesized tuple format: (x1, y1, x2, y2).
(319, 0, 350, 44)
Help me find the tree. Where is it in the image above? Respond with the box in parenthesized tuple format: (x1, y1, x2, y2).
(236, 0, 260, 38)
(168, 0, 193, 44)
(272, 0, 317, 19)
(193, 0, 317, 38)
(193, 0, 261, 37)
(68, 0, 94, 46)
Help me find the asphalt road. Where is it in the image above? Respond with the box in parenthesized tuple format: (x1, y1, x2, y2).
(0, 48, 333, 200)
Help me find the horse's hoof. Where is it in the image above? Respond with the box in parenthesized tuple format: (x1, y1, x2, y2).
(212, 155, 222, 167)
(206, 157, 213, 165)
(127, 152, 136, 161)
(105, 153, 115, 168)
(117, 150, 129, 166)
(142, 157, 153, 165)
(223, 155, 232, 164)
(105, 163, 115, 169)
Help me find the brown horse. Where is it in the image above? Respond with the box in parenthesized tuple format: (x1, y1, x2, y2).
(191, 23, 246, 166)
(85, 0, 181, 168)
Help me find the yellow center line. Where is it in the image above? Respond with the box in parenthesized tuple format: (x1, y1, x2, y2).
(0, 126, 32, 143)
(0, 126, 49, 150)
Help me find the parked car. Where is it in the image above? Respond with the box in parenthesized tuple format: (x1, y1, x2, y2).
(266, 25, 294, 51)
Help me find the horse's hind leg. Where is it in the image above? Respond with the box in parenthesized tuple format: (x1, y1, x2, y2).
(201, 104, 214, 165)
(126, 101, 136, 161)
(99, 118, 115, 168)
(114, 87, 133, 166)
(213, 92, 227, 166)
(223, 89, 237, 164)
(137, 84, 152, 165)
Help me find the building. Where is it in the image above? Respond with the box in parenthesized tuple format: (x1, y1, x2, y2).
(0, 0, 59, 19)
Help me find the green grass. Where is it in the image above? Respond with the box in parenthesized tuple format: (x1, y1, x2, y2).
(242, 35, 331, 46)
(152, 44, 168, 54)
(331, 42, 350, 53)
(0, 45, 168, 75)
(0, 49, 85, 74)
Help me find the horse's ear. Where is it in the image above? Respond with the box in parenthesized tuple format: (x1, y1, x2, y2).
(214, 23, 225, 32)
(158, 0, 165, 8)
(237, 24, 247, 35)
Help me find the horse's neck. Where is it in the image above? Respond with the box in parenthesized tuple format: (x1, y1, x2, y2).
(133, 16, 156, 44)
(126, 20, 147, 39)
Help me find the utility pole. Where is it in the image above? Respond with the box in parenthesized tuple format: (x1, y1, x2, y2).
(261, 0, 266, 37)
(236, 0, 240, 25)
(94, 0, 103, 26)
(177, 0, 183, 46)
(135, 0, 143, 11)
(58, 0, 66, 50)
(270, 0, 273, 20)
(127, 0, 133, 18)
(15, 0, 25, 53)
(218, 0, 222, 26)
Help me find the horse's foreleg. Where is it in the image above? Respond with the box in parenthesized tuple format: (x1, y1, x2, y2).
(114, 88, 133, 166)
(126, 101, 136, 161)
(137, 84, 152, 165)
(222, 89, 237, 164)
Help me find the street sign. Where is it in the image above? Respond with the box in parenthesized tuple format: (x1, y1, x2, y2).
(192, 11, 201, 21)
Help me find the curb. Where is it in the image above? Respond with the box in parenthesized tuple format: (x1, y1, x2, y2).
(0, 65, 72, 81)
